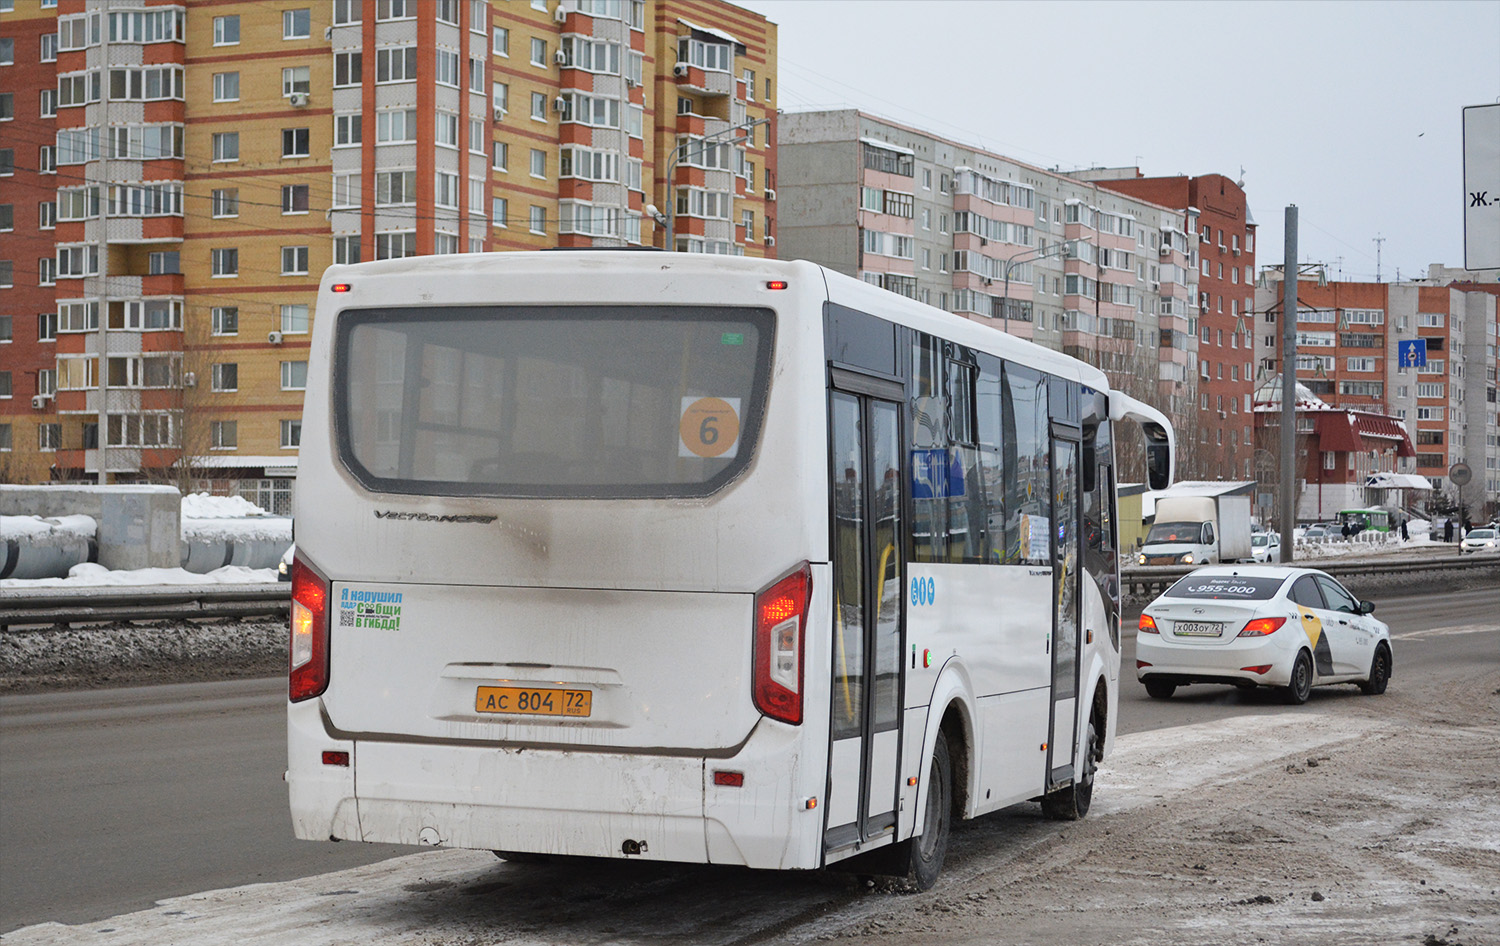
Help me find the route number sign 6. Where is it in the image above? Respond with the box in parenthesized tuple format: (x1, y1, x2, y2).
(679, 396, 741, 459)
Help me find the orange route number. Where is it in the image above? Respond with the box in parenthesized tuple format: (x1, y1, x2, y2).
(679, 397, 741, 459)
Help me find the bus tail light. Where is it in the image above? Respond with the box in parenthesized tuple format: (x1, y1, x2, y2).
(1237, 617, 1286, 638)
(1138, 614, 1160, 634)
(289, 554, 331, 702)
(753, 563, 811, 725)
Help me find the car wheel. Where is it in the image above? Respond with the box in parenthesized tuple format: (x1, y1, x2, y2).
(1143, 678, 1176, 700)
(1358, 644, 1391, 695)
(1283, 650, 1313, 705)
(1043, 717, 1098, 821)
(895, 731, 952, 891)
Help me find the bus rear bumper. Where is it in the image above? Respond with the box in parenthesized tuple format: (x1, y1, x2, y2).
(288, 701, 819, 871)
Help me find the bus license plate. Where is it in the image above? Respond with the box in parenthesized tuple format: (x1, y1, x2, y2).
(1174, 622, 1224, 637)
(475, 686, 592, 717)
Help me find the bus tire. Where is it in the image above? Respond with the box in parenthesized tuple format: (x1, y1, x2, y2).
(1358, 644, 1391, 695)
(1284, 650, 1313, 705)
(1042, 716, 1097, 821)
(898, 731, 952, 891)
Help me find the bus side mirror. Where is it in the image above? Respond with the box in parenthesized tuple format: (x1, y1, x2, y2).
(1147, 443, 1170, 490)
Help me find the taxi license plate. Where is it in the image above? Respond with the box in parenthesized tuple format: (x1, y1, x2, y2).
(475, 686, 592, 717)
(1174, 621, 1224, 637)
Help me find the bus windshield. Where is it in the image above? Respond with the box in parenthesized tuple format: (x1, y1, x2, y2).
(335, 305, 774, 498)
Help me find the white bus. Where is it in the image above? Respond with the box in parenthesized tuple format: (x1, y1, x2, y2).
(288, 251, 1174, 888)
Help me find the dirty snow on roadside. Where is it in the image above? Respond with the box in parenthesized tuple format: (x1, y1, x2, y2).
(6, 667, 1497, 946)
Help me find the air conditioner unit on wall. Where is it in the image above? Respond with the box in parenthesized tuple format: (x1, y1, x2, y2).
(268, 331, 284, 345)
(183, 372, 197, 388)
(494, 107, 506, 122)
(673, 63, 689, 77)
(31, 395, 49, 409)
(765, 188, 776, 201)
(553, 96, 566, 112)
(289, 92, 309, 107)
(554, 49, 567, 65)
(764, 235, 775, 247)
(554, 5, 568, 22)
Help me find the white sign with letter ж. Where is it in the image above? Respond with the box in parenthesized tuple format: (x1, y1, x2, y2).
(1463, 103, 1500, 271)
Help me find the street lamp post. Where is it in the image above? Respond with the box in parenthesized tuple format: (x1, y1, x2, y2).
(999, 239, 1079, 333)
(648, 117, 770, 252)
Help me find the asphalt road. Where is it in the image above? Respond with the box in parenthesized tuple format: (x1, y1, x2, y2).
(1, 586, 1495, 934)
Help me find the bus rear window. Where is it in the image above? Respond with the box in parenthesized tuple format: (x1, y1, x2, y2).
(335, 305, 773, 498)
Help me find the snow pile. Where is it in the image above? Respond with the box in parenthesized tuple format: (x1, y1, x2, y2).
(1, 514, 98, 545)
(180, 492, 291, 544)
(182, 492, 271, 519)
(10, 563, 277, 587)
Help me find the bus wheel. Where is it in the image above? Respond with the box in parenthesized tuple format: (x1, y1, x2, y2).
(1042, 717, 1097, 821)
(900, 731, 952, 891)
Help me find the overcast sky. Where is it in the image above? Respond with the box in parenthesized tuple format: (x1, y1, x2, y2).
(740, 0, 1500, 282)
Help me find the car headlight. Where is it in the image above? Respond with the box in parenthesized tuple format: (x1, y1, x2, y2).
(1179, 552, 1194, 564)
(1137, 553, 1147, 565)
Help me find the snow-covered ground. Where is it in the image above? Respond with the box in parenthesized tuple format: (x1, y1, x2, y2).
(4, 563, 278, 588)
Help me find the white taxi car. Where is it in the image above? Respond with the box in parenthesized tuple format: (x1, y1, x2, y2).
(1136, 565, 1392, 704)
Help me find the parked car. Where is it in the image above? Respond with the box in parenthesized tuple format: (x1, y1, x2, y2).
(1460, 528, 1498, 554)
(1302, 525, 1329, 541)
(1136, 565, 1392, 704)
(1250, 532, 1280, 563)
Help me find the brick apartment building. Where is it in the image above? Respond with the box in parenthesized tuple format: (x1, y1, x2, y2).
(0, 0, 777, 506)
(1076, 170, 1257, 481)
(1255, 268, 1499, 520)
(777, 111, 1216, 455)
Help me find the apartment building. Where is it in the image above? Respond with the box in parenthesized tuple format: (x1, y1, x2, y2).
(1255, 269, 1499, 519)
(777, 110, 1209, 454)
(0, 0, 777, 503)
(1075, 170, 1257, 481)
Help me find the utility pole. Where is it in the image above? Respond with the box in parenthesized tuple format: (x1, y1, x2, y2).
(1373, 234, 1386, 283)
(1280, 205, 1298, 563)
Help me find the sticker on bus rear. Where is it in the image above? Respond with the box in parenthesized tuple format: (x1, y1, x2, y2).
(679, 396, 741, 460)
(339, 587, 404, 631)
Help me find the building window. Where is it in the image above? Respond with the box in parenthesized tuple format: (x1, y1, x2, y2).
(334, 52, 361, 87)
(530, 37, 547, 67)
(492, 196, 508, 228)
(281, 361, 308, 391)
(531, 91, 546, 121)
(435, 171, 458, 208)
(283, 9, 310, 39)
(376, 170, 416, 205)
(375, 231, 417, 259)
(212, 306, 238, 336)
(435, 49, 459, 88)
(376, 45, 418, 83)
(211, 188, 238, 217)
(332, 0, 362, 25)
(529, 205, 546, 234)
(332, 171, 360, 209)
(530, 148, 546, 178)
(211, 363, 238, 392)
(281, 246, 309, 275)
(493, 26, 509, 56)
(212, 132, 238, 162)
(282, 128, 310, 158)
(148, 250, 178, 274)
(334, 113, 361, 148)
(212, 71, 239, 102)
(280, 304, 310, 334)
(211, 420, 237, 450)
(334, 234, 361, 264)
(213, 15, 239, 45)
(211, 248, 238, 277)
(376, 0, 413, 20)
(376, 108, 416, 143)
(435, 111, 459, 148)
(281, 420, 302, 449)
(281, 184, 310, 215)
(282, 66, 310, 97)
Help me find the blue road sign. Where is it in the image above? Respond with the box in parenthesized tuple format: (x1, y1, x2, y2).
(1399, 339, 1427, 369)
